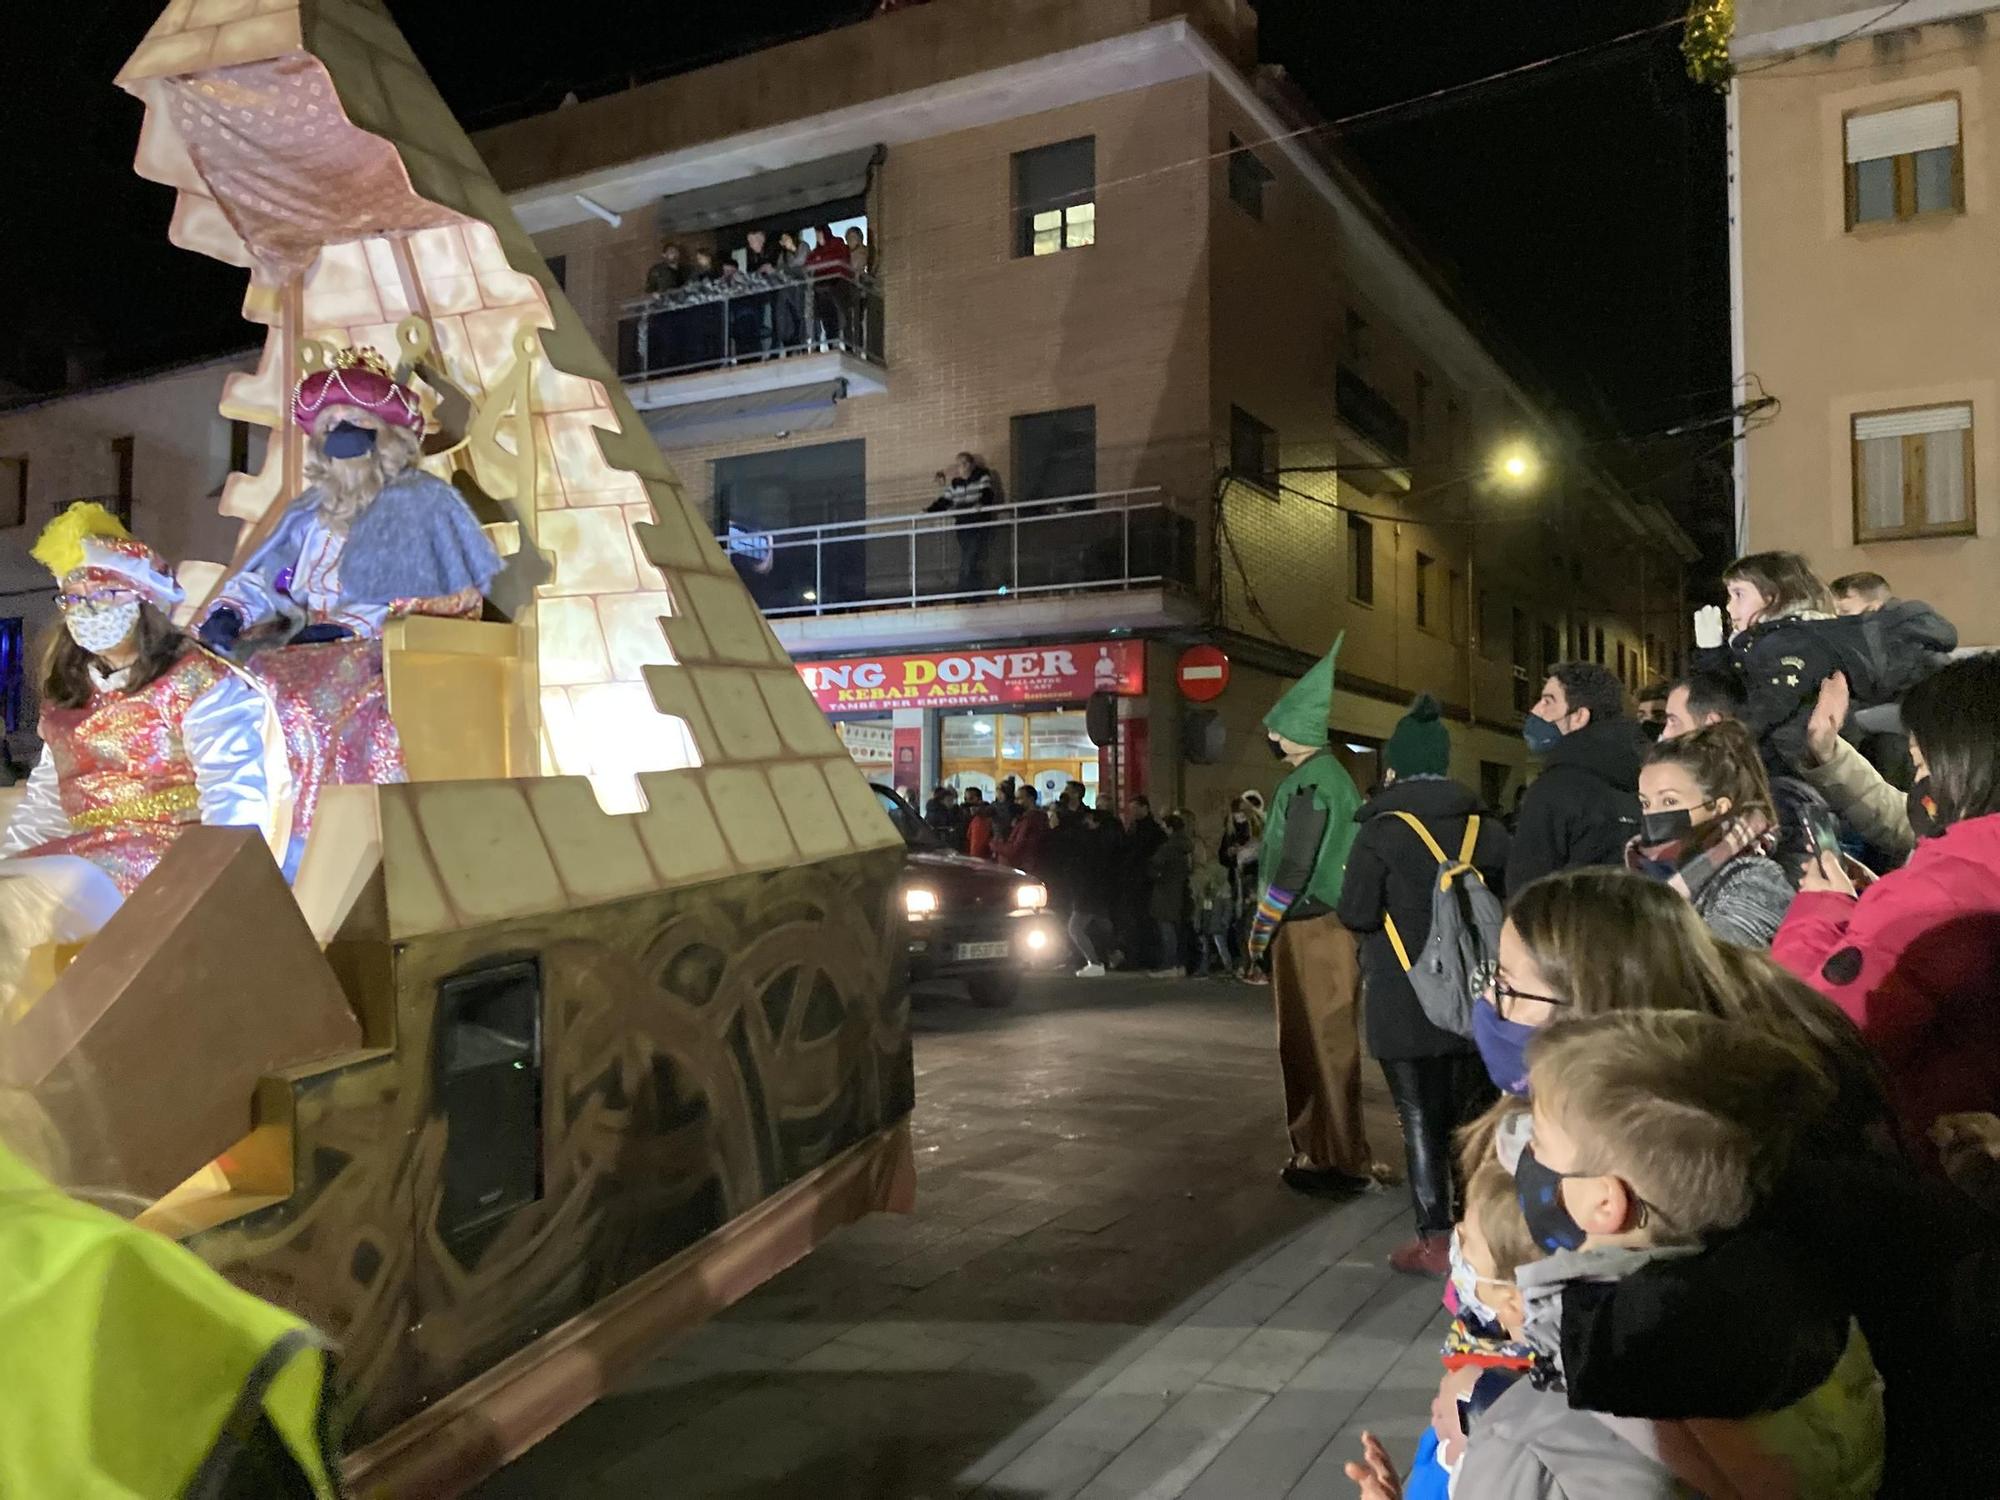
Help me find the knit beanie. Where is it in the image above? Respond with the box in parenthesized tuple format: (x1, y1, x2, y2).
(1385, 693, 1450, 777)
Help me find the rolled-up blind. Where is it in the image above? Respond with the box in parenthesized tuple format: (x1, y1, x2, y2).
(1854, 404, 1972, 440)
(1846, 98, 1959, 163)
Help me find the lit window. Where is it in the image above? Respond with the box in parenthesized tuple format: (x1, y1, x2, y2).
(1845, 97, 1961, 228)
(1014, 138, 1095, 258)
(1853, 404, 1975, 541)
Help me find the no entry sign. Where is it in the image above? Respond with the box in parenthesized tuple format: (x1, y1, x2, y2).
(1176, 645, 1230, 702)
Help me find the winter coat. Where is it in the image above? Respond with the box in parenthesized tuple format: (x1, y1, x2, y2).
(1688, 852, 1794, 948)
(1337, 776, 1509, 1060)
(1041, 807, 1089, 907)
(1506, 719, 1644, 892)
(1521, 1239, 1886, 1500)
(1189, 862, 1233, 935)
(925, 795, 958, 843)
(1147, 829, 1193, 923)
(962, 805, 994, 860)
(1072, 821, 1123, 918)
(995, 806, 1048, 874)
(1774, 811, 2000, 1162)
(1548, 1152, 2000, 1497)
(1454, 1376, 1683, 1500)
(1796, 737, 1915, 864)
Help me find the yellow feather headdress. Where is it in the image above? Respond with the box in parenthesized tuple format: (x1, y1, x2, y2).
(30, 502, 132, 581)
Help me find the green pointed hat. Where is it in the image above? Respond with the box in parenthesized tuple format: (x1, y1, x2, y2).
(1263, 633, 1342, 745)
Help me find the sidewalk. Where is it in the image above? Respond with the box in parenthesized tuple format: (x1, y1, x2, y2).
(474, 974, 1443, 1499)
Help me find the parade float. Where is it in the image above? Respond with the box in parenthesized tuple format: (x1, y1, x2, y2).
(0, 2, 915, 1492)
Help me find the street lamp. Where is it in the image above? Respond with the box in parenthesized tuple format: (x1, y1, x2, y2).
(1492, 442, 1540, 488)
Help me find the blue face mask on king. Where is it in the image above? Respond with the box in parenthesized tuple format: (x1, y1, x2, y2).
(322, 420, 378, 460)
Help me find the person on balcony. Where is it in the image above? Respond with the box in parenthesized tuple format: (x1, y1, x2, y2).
(803, 223, 853, 350)
(644, 240, 685, 296)
(924, 452, 999, 593)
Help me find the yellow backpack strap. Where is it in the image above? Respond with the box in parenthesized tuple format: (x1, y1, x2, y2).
(1383, 913, 1413, 970)
(1457, 816, 1481, 866)
(1386, 810, 1450, 864)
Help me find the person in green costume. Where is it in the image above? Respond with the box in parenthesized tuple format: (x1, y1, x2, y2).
(1247, 635, 1381, 1197)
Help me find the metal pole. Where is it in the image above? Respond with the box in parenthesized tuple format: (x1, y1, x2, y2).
(816, 531, 824, 616)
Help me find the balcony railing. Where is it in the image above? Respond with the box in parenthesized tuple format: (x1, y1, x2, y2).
(617, 267, 884, 382)
(1335, 365, 1409, 466)
(717, 487, 1196, 619)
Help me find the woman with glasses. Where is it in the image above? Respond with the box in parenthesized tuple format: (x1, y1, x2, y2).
(1472, 868, 1893, 1160)
(1, 505, 290, 1008)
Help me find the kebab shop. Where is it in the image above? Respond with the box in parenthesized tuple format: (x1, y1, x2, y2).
(798, 640, 1148, 804)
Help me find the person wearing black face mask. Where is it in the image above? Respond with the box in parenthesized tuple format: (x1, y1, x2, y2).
(1775, 652, 2000, 1168)
(1507, 663, 1644, 893)
(1628, 720, 1795, 949)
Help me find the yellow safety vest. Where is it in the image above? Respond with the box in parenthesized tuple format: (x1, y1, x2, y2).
(0, 1143, 341, 1498)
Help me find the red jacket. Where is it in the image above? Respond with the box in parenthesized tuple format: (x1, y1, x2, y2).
(1773, 811, 2000, 1162)
(995, 807, 1048, 874)
(964, 807, 994, 860)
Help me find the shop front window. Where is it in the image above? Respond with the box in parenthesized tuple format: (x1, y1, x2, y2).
(941, 707, 1099, 805)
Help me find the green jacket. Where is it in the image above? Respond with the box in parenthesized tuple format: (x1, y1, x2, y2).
(1259, 749, 1362, 916)
(0, 1143, 342, 1498)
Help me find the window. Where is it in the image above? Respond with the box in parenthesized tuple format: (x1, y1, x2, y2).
(1448, 568, 1467, 644)
(1594, 626, 1606, 666)
(1413, 372, 1432, 444)
(0, 617, 21, 733)
(0, 456, 24, 529)
(1229, 405, 1278, 492)
(1616, 640, 1628, 682)
(547, 254, 568, 290)
(1852, 404, 1974, 540)
(1347, 512, 1375, 605)
(1344, 308, 1371, 368)
(1416, 551, 1435, 631)
(1845, 97, 1961, 228)
(1012, 405, 1097, 501)
(1227, 134, 1274, 219)
(110, 435, 134, 528)
(1445, 398, 1463, 467)
(714, 439, 866, 610)
(1014, 137, 1096, 257)
(1539, 622, 1559, 675)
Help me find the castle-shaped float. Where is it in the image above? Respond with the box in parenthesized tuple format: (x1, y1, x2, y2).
(0, 4, 915, 1492)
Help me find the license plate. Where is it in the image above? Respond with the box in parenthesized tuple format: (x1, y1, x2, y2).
(955, 941, 1009, 961)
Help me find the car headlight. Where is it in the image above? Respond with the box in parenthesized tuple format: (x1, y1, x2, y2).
(904, 885, 939, 917)
(1014, 883, 1048, 911)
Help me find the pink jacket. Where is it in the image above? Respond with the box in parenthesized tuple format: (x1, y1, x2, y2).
(1773, 811, 2000, 1162)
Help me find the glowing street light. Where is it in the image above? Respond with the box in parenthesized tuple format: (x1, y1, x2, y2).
(1492, 443, 1540, 487)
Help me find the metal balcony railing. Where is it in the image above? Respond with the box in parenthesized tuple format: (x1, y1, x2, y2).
(617, 267, 884, 382)
(717, 487, 1196, 619)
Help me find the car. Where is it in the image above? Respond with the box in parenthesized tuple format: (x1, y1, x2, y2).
(873, 785, 1061, 1005)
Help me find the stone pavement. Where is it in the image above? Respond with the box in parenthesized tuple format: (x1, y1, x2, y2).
(475, 972, 1446, 1499)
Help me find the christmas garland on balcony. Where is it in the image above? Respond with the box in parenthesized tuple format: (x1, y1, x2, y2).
(1683, 0, 1736, 90)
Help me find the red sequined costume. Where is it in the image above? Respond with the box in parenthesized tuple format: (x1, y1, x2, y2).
(6, 647, 287, 896)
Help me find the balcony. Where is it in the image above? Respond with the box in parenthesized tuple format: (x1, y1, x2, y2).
(1334, 366, 1411, 492)
(718, 488, 1199, 652)
(617, 268, 886, 439)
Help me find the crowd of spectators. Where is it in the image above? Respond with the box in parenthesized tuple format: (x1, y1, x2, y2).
(633, 223, 873, 374)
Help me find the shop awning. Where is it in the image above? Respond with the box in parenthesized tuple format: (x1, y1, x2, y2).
(656, 147, 881, 234)
(641, 380, 846, 449)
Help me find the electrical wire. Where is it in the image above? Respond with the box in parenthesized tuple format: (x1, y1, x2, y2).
(1732, 0, 1917, 79)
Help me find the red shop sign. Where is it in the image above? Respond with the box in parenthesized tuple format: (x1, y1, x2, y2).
(799, 640, 1145, 713)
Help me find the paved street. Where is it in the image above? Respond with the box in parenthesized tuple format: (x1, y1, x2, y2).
(476, 972, 1442, 1499)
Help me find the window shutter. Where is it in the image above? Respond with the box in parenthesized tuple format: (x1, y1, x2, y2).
(1846, 99, 1959, 163)
(1854, 404, 1972, 441)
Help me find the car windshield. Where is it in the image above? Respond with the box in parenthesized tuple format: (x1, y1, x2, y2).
(874, 786, 939, 848)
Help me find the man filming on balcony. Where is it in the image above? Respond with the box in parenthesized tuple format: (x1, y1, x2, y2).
(924, 452, 999, 594)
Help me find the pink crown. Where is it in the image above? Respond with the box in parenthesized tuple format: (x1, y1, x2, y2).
(292, 348, 424, 432)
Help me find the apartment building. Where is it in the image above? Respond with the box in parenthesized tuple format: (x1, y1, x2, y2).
(0, 0, 1691, 815)
(1732, 0, 1998, 644)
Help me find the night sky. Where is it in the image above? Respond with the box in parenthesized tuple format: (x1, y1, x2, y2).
(0, 0, 1728, 550)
